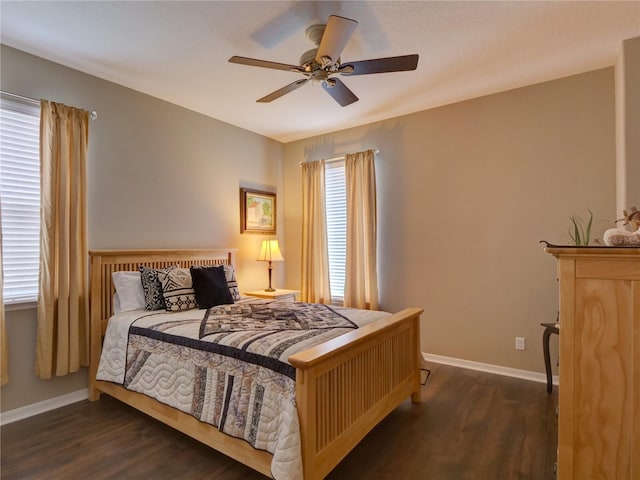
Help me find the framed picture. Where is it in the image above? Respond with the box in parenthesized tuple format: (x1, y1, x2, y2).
(240, 188, 276, 234)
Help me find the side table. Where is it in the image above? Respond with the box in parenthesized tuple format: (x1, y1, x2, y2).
(243, 289, 300, 302)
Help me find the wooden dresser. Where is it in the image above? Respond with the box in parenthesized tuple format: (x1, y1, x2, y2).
(546, 247, 639, 480)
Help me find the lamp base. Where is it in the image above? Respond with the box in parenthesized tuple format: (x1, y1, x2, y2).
(265, 261, 276, 292)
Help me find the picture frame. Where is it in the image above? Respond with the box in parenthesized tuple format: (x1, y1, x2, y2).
(240, 188, 276, 234)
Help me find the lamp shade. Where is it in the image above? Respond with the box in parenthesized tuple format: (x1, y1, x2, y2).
(257, 239, 284, 262)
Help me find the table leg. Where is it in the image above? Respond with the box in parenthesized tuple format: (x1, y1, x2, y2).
(543, 327, 554, 393)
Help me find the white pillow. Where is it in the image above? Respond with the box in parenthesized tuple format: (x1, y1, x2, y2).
(112, 271, 145, 313)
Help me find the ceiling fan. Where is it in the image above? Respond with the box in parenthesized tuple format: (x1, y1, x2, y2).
(229, 15, 419, 107)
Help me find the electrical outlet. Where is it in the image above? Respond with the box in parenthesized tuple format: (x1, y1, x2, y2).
(515, 337, 526, 351)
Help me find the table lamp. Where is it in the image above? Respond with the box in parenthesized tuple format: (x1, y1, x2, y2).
(256, 239, 284, 292)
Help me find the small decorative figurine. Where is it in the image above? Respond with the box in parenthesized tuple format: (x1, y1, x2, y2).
(620, 207, 640, 231)
(603, 207, 640, 247)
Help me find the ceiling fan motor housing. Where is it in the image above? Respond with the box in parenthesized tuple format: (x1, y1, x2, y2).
(300, 48, 340, 78)
(299, 49, 317, 69)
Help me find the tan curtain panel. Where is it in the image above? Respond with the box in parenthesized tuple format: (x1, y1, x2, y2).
(36, 100, 89, 379)
(344, 149, 379, 310)
(0, 205, 7, 386)
(301, 160, 331, 304)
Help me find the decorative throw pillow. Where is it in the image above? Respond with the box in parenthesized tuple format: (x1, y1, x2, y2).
(157, 267, 198, 311)
(222, 264, 241, 302)
(112, 271, 145, 313)
(190, 265, 234, 309)
(139, 265, 176, 311)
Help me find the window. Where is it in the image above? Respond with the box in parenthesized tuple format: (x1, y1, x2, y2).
(0, 93, 41, 304)
(325, 160, 346, 303)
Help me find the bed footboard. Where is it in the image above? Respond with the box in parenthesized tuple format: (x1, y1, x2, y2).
(289, 307, 423, 480)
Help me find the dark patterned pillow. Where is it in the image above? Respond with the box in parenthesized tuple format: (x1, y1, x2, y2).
(139, 265, 176, 311)
(157, 268, 198, 311)
(190, 265, 234, 309)
(191, 264, 241, 302)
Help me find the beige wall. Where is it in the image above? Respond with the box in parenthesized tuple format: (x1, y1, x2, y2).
(615, 36, 640, 215)
(0, 45, 284, 411)
(283, 68, 616, 374)
(0, 44, 619, 412)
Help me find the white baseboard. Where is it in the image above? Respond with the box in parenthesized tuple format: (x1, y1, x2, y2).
(423, 353, 559, 386)
(0, 388, 88, 426)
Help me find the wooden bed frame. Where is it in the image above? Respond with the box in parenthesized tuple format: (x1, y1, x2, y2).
(89, 249, 423, 480)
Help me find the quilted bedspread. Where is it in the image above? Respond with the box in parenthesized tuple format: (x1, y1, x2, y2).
(96, 298, 389, 480)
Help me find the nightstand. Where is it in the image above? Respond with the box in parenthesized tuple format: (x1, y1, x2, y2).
(243, 289, 300, 302)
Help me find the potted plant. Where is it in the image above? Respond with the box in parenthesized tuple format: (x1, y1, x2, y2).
(568, 210, 593, 246)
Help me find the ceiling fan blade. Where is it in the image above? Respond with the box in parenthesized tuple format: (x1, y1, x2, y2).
(229, 56, 303, 72)
(321, 78, 358, 107)
(257, 78, 310, 103)
(315, 15, 358, 66)
(340, 54, 419, 76)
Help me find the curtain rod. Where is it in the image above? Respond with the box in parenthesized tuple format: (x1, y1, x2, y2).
(298, 148, 379, 165)
(1, 90, 98, 120)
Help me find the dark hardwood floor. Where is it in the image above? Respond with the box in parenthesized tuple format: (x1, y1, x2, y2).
(1, 363, 557, 479)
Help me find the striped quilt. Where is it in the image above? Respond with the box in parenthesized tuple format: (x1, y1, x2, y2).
(96, 298, 389, 480)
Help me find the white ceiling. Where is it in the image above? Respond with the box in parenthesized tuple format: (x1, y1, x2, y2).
(1, 1, 639, 143)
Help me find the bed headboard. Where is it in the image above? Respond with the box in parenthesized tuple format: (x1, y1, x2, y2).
(89, 249, 237, 334)
(88, 248, 237, 401)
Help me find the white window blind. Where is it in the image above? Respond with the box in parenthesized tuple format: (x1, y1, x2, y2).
(325, 160, 346, 302)
(0, 93, 41, 304)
